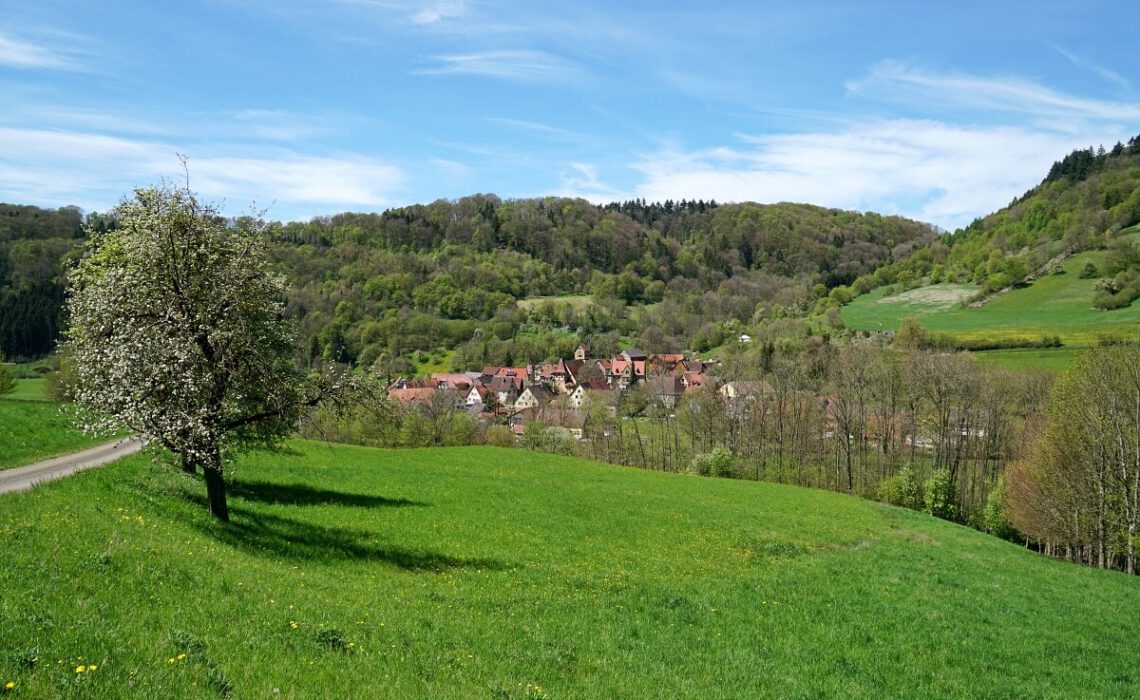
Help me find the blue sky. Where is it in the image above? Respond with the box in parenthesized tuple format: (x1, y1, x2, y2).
(1, 1, 1138, 229)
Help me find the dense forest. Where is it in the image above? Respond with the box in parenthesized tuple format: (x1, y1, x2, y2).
(0, 196, 935, 364)
(0, 204, 86, 359)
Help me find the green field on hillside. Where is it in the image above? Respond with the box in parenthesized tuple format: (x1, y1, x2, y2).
(972, 347, 1085, 372)
(516, 294, 595, 311)
(7, 378, 49, 402)
(2, 442, 1137, 698)
(0, 399, 101, 470)
(843, 250, 1140, 348)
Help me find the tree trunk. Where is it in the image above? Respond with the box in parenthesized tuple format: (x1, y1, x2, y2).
(202, 447, 229, 522)
(181, 453, 197, 475)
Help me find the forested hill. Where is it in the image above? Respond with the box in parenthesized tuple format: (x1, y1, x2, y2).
(836, 134, 1140, 303)
(1, 197, 936, 363)
(0, 204, 92, 359)
(274, 196, 932, 286)
(254, 199, 935, 367)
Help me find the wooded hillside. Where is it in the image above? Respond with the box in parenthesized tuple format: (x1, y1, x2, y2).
(0, 197, 936, 364)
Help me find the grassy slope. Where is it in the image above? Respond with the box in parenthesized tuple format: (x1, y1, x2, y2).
(842, 250, 1140, 368)
(516, 294, 595, 311)
(1, 442, 1137, 698)
(0, 398, 101, 470)
(7, 378, 48, 402)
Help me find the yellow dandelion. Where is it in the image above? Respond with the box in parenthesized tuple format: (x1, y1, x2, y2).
(167, 658, 176, 664)
(5, 681, 15, 690)
(75, 665, 86, 673)
(88, 665, 98, 671)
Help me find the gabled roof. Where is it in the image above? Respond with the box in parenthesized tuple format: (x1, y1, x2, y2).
(488, 375, 522, 394)
(496, 366, 530, 380)
(647, 375, 685, 395)
(388, 387, 438, 404)
(520, 385, 554, 405)
(621, 347, 648, 361)
(683, 372, 707, 387)
(611, 357, 646, 377)
(431, 373, 474, 391)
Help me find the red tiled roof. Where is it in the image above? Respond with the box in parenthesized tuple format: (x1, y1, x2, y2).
(388, 387, 437, 404)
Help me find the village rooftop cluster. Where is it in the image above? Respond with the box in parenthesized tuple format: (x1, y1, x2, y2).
(388, 345, 721, 438)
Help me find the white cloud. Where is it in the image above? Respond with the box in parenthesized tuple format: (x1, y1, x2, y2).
(0, 127, 404, 217)
(846, 61, 1140, 122)
(410, 1, 466, 25)
(415, 50, 582, 83)
(622, 120, 1127, 231)
(553, 162, 625, 201)
(226, 109, 330, 141)
(1054, 47, 1131, 91)
(0, 31, 78, 70)
(486, 117, 595, 144)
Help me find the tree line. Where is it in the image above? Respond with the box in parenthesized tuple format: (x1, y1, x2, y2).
(313, 337, 1140, 576)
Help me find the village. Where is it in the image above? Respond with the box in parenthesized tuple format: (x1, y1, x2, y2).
(387, 344, 734, 439)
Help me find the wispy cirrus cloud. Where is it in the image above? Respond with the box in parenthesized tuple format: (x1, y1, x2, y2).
(410, 1, 466, 25)
(0, 126, 404, 217)
(0, 30, 83, 70)
(554, 162, 625, 201)
(846, 61, 1140, 122)
(486, 117, 596, 144)
(415, 49, 583, 83)
(227, 109, 332, 141)
(585, 120, 1128, 231)
(1054, 46, 1131, 91)
(335, 0, 468, 26)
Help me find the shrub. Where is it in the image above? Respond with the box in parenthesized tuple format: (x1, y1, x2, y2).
(923, 469, 958, 520)
(481, 425, 516, 447)
(983, 477, 1018, 541)
(1079, 261, 1098, 278)
(877, 466, 921, 509)
(690, 446, 735, 478)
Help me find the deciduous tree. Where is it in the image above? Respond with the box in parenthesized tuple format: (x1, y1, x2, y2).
(65, 184, 345, 521)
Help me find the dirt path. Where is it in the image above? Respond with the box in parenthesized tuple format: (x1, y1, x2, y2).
(0, 438, 145, 495)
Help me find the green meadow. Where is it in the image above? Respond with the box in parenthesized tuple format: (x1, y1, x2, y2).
(971, 346, 1085, 373)
(842, 250, 1140, 369)
(7, 378, 49, 402)
(0, 397, 101, 470)
(516, 294, 595, 311)
(2, 442, 1138, 698)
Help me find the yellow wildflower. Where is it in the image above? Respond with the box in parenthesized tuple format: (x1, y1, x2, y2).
(76, 665, 86, 673)
(4, 681, 14, 690)
(88, 665, 98, 671)
(177, 654, 186, 660)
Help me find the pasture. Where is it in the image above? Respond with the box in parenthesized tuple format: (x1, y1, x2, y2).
(1, 442, 1138, 698)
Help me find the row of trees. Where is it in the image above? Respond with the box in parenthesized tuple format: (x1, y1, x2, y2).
(1007, 344, 1140, 573)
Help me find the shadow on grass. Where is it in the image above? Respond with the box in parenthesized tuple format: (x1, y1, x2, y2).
(229, 479, 429, 509)
(179, 494, 507, 573)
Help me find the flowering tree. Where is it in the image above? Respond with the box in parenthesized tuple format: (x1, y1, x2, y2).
(65, 184, 336, 521)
